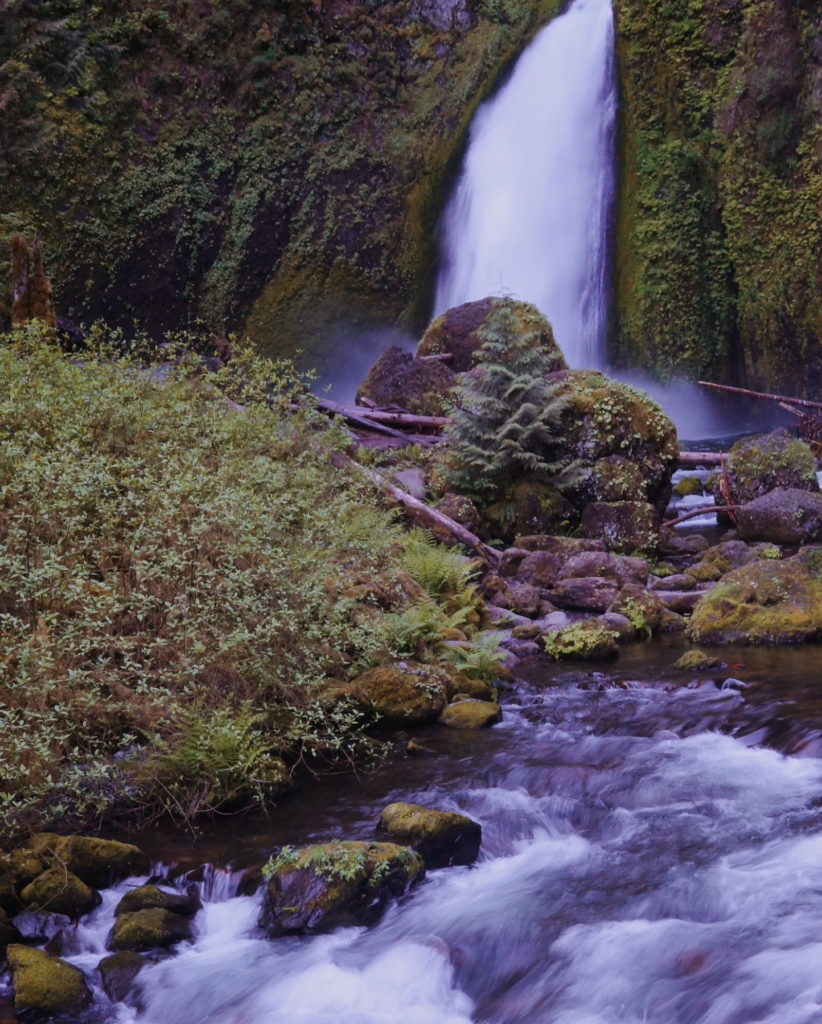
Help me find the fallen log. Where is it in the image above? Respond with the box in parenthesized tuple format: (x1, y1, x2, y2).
(314, 397, 413, 442)
(333, 453, 500, 564)
(677, 451, 724, 468)
(698, 380, 822, 412)
(324, 402, 451, 429)
(663, 504, 741, 528)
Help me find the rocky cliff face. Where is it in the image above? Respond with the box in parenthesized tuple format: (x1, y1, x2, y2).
(0, 0, 561, 365)
(613, 0, 822, 396)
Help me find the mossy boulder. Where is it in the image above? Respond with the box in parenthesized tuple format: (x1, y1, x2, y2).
(325, 661, 450, 727)
(356, 346, 455, 417)
(260, 841, 424, 936)
(675, 649, 726, 671)
(674, 476, 704, 497)
(549, 576, 620, 613)
(698, 540, 763, 576)
(115, 883, 201, 918)
(541, 619, 620, 660)
(552, 371, 678, 512)
(29, 835, 148, 889)
(736, 488, 822, 545)
(438, 699, 502, 729)
(0, 848, 43, 914)
(20, 868, 101, 920)
(441, 667, 497, 702)
(417, 298, 567, 374)
(483, 479, 578, 542)
(7, 945, 92, 1020)
(608, 584, 666, 637)
(97, 951, 143, 1003)
(711, 431, 819, 505)
(108, 907, 194, 952)
(376, 802, 482, 868)
(580, 501, 661, 555)
(687, 549, 822, 645)
(559, 551, 649, 587)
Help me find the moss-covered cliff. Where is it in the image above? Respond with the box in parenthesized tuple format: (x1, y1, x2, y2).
(613, 0, 822, 396)
(0, 0, 561, 367)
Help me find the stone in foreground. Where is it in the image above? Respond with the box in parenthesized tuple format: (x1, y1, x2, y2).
(20, 867, 101, 920)
(260, 841, 424, 936)
(438, 699, 501, 729)
(7, 945, 92, 1020)
(376, 802, 482, 867)
(97, 951, 143, 1002)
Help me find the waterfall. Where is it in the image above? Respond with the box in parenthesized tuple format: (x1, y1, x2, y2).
(434, 0, 617, 368)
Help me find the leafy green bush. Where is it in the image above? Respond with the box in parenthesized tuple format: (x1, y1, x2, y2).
(0, 324, 445, 837)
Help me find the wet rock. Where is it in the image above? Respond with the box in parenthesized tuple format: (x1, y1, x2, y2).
(418, 297, 566, 374)
(540, 620, 619, 660)
(560, 550, 649, 587)
(20, 868, 101, 920)
(659, 608, 687, 633)
(376, 802, 482, 867)
(515, 549, 565, 588)
(505, 581, 541, 617)
(736, 488, 822, 544)
(580, 501, 660, 554)
(441, 667, 497, 702)
(97, 951, 143, 1002)
(550, 576, 620, 612)
(108, 907, 193, 952)
(260, 841, 424, 936)
(7, 945, 92, 1020)
(685, 562, 723, 583)
(608, 583, 666, 637)
(438, 699, 501, 729)
(652, 589, 707, 613)
(435, 493, 482, 535)
(29, 834, 148, 889)
(674, 476, 704, 497)
(0, 849, 43, 914)
(600, 611, 636, 640)
(711, 430, 819, 505)
(660, 533, 710, 557)
(356, 345, 455, 416)
(115, 883, 201, 918)
(498, 547, 529, 577)
(513, 535, 605, 556)
(687, 549, 822, 644)
(535, 610, 572, 631)
(649, 573, 695, 591)
(320, 661, 450, 727)
(0, 908, 22, 956)
(483, 479, 578, 542)
(675, 649, 726, 671)
(698, 539, 764, 575)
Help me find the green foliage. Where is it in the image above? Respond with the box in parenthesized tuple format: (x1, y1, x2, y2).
(444, 301, 573, 502)
(437, 630, 507, 684)
(0, 323, 442, 838)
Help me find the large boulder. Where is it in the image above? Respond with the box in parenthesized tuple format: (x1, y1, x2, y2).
(736, 488, 822, 544)
(115, 883, 201, 918)
(28, 835, 148, 889)
(321, 661, 450, 727)
(20, 868, 101, 920)
(376, 802, 482, 867)
(97, 951, 143, 1003)
(580, 501, 661, 555)
(259, 841, 424, 936)
(438, 698, 502, 729)
(7, 945, 92, 1020)
(549, 577, 621, 612)
(687, 549, 822, 644)
(0, 848, 43, 914)
(417, 297, 567, 374)
(356, 345, 454, 417)
(711, 431, 819, 505)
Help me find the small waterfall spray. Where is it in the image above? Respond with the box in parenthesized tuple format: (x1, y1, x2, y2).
(434, 0, 617, 368)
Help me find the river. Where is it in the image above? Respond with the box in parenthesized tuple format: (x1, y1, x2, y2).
(8, 640, 822, 1023)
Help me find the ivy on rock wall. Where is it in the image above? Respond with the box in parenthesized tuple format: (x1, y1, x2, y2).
(0, 0, 562, 367)
(613, 0, 822, 396)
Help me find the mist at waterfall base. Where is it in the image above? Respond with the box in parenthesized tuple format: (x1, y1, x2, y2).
(311, 324, 417, 403)
(434, 0, 616, 371)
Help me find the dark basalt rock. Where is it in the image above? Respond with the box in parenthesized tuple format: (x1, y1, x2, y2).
(115, 883, 201, 918)
(736, 487, 822, 544)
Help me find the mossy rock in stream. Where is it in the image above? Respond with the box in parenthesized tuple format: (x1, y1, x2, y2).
(0, 848, 44, 915)
(7, 945, 92, 1020)
(438, 698, 502, 730)
(97, 951, 144, 1003)
(259, 841, 425, 936)
(115, 883, 201, 918)
(687, 549, 822, 645)
(20, 868, 101, 920)
(108, 907, 194, 952)
(376, 802, 482, 867)
(28, 834, 148, 889)
(319, 661, 450, 727)
(541, 619, 620, 661)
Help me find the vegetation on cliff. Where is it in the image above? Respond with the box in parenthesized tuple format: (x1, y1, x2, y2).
(0, 0, 563, 366)
(613, 0, 822, 394)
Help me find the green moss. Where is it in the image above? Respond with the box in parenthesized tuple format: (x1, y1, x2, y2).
(541, 620, 620, 661)
(675, 648, 725, 671)
(613, 0, 822, 394)
(108, 907, 192, 952)
(7, 945, 91, 1017)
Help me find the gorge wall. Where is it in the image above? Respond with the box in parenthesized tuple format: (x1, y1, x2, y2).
(613, 0, 822, 396)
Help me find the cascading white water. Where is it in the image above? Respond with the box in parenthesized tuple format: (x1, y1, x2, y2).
(434, 0, 617, 368)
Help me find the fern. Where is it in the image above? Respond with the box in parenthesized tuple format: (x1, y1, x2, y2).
(437, 630, 507, 683)
(444, 299, 575, 501)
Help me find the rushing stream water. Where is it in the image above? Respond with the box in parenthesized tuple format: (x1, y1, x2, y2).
(6, 643, 822, 1023)
(434, 0, 617, 368)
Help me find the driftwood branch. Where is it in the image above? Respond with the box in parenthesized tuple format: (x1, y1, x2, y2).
(677, 451, 724, 468)
(663, 504, 741, 528)
(315, 397, 414, 442)
(698, 380, 822, 411)
(334, 453, 499, 564)
(418, 353, 453, 362)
